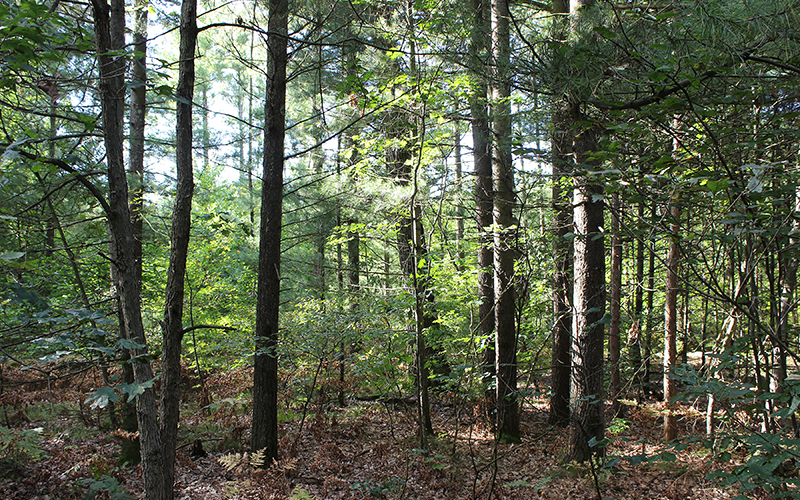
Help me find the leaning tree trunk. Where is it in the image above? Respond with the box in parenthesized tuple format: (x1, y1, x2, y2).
(252, 0, 288, 463)
(160, 0, 197, 494)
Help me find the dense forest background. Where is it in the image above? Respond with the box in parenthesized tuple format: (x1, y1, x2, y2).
(1, 0, 800, 498)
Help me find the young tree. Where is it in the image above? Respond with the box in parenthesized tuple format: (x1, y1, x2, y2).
(663, 196, 679, 441)
(609, 191, 622, 415)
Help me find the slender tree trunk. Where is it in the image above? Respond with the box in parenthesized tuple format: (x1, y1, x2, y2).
(775, 184, 798, 397)
(90, 0, 166, 497)
(252, 0, 288, 463)
(200, 83, 209, 171)
(491, 0, 519, 443)
(548, 0, 572, 428)
(160, 0, 197, 493)
(392, 136, 434, 435)
(454, 122, 465, 269)
(644, 204, 656, 397)
(664, 196, 679, 442)
(630, 201, 645, 398)
(410, 202, 434, 441)
(469, 0, 494, 405)
(609, 191, 622, 416)
(120, 0, 147, 464)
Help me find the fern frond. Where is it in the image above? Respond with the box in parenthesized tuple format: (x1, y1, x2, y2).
(218, 452, 244, 472)
(250, 448, 266, 469)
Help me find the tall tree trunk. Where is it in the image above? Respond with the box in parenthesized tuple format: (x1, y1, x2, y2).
(630, 201, 645, 398)
(664, 196, 679, 442)
(90, 0, 166, 497)
(469, 0, 494, 405)
(252, 0, 288, 463)
(391, 132, 435, 436)
(120, 0, 147, 465)
(562, 0, 606, 462)
(569, 108, 605, 461)
(644, 204, 657, 397)
(609, 191, 622, 416)
(160, 0, 197, 493)
(491, 0, 519, 443)
(548, 0, 572, 428)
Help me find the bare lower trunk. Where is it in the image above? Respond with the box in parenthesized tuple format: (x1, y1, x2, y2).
(469, 0, 494, 403)
(492, 0, 519, 443)
(609, 192, 622, 415)
(160, 0, 197, 493)
(91, 0, 166, 496)
(252, 0, 288, 463)
(664, 197, 679, 442)
(569, 109, 605, 462)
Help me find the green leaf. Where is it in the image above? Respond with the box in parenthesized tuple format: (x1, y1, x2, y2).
(593, 26, 617, 39)
(0, 252, 25, 261)
(118, 376, 158, 401)
(85, 386, 120, 409)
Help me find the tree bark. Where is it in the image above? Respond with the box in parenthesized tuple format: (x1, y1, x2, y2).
(119, 0, 147, 465)
(569, 108, 605, 462)
(90, 0, 166, 497)
(160, 0, 197, 493)
(491, 0, 519, 443)
(252, 0, 288, 463)
(664, 196, 679, 442)
(469, 0, 495, 404)
(548, 0, 572, 427)
(609, 191, 622, 416)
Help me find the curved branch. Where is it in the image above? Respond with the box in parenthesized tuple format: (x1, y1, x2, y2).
(1, 144, 111, 214)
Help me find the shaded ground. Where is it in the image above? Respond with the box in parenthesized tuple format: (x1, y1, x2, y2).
(0, 365, 752, 499)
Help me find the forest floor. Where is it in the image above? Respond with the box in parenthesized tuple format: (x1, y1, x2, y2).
(0, 364, 764, 500)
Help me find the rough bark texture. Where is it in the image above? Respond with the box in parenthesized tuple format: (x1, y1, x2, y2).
(469, 0, 495, 400)
(548, 0, 572, 425)
(252, 0, 287, 463)
(491, 0, 519, 443)
(119, 0, 147, 465)
(569, 114, 605, 462)
(160, 0, 197, 494)
(91, 0, 166, 497)
(664, 198, 679, 442)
